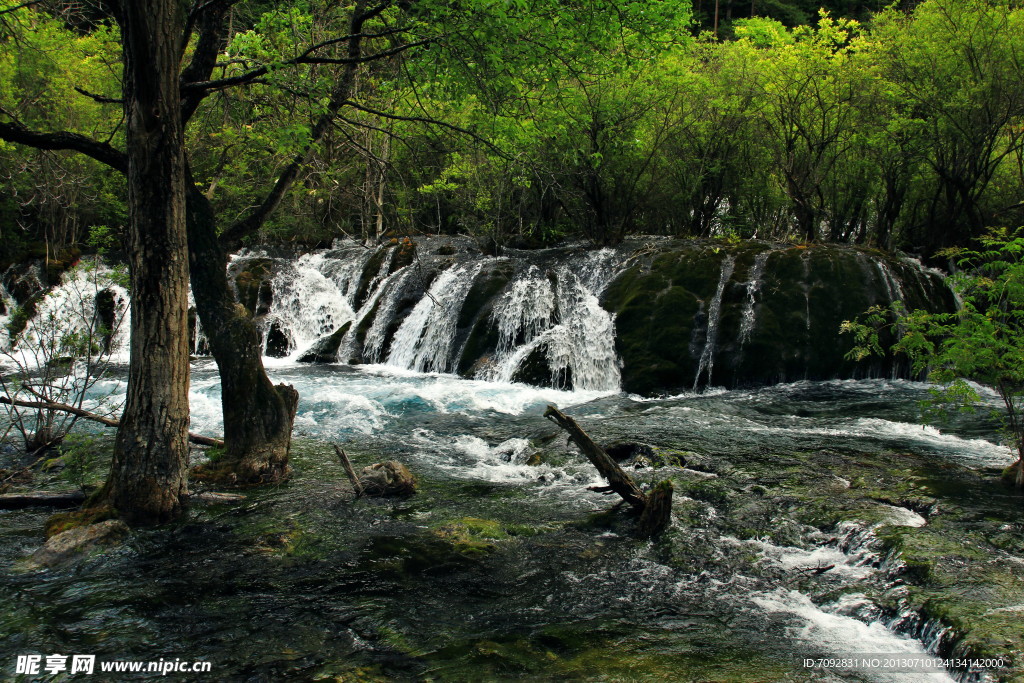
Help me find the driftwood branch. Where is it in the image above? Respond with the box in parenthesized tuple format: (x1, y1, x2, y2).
(0, 490, 86, 510)
(544, 405, 647, 511)
(544, 405, 673, 539)
(333, 444, 364, 497)
(0, 396, 224, 447)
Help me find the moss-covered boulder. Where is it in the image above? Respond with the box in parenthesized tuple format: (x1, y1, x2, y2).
(603, 241, 954, 394)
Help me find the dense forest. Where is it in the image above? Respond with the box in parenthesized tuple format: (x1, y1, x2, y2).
(2, 0, 1022, 268)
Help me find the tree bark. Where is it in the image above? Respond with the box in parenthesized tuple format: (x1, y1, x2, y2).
(103, 0, 191, 525)
(186, 184, 298, 482)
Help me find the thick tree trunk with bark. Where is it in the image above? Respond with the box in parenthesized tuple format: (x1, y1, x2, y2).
(187, 185, 298, 483)
(103, 0, 191, 525)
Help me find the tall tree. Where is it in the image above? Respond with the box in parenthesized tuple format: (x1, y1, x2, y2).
(103, 0, 191, 523)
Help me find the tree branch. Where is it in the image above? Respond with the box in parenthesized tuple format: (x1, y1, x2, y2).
(74, 86, 123, 105)
(0, 121, 127, 173)
(0, 1, 41, 16)
(0, 396, 223, 447)
(181, 36, 433, 94)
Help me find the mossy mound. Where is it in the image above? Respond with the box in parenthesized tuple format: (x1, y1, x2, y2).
(603, 241, 953, 394)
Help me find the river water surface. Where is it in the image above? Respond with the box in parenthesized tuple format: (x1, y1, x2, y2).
(2, 359, 1021, 681)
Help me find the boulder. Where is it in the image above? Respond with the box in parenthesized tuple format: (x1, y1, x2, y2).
(297, 322, 351, 363)
(359, 461, 417, 496)
(27, 519, 130, 569)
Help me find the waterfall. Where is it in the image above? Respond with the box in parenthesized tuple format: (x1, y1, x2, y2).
(337, 253, 408, 363)
(693, 255, 735, 390)
(480, 250, 622, 392)
(386, 260, 485, 373)
(215, 238, 956, 394)
(547, 253, 622, 391)
(0, 281, 13, 351)
(875, 260, 906, 310)
(262, 251, 362, 356)
(739, 250, 771, 345)
(7, 260, 130, 364)
(362, 267, 415, 363)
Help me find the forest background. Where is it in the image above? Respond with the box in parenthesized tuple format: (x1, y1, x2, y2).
(2, 0, 1023, 271)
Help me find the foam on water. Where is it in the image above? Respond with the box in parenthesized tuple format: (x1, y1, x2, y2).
(407, 430, 602, 489)
(752, 589, 955, 683)
(794, 417, 1014, 466)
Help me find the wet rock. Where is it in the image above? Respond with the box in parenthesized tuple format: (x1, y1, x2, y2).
(231, 258, 276, 317)
(359, 461, 417, 496)
(265, 321, 291, 357)
(602, 241, 955, 394)
(297, 321, 351, 363)
(603, 442, 657, 463)
(27, 519, 129, 569)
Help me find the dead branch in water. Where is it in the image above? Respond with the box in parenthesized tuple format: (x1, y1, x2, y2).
(0, 396, 224, 447)
(544, 405, 672, 538)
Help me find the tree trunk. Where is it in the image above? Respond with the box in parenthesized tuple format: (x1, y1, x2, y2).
(186, 183, 298, 483)
(104, 0, 191, 525)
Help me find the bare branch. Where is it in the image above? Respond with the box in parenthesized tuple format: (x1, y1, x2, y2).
(0, 396, 223, 447)
(181, 35, 433, 94)
(0, 120, 126, 173)
(74, 86, 123, 105)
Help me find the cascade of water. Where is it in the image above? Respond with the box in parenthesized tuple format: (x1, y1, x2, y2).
(547, 253, 622, 391)
(263, 252, 360, 356)
(0, 281, 13, 351)
(14, 261, 131, 364)
(693, 255, 735, 391)
(478, 265, 557, 383)
(875, 259, 906, 308)
(738, 250, 771, 345)
(361, 268, 416, 363)
(338, 256, 409, 363)
(386, 261, 485, 373)
(480, 250, 622, 392)
(802, 251, 812, 332)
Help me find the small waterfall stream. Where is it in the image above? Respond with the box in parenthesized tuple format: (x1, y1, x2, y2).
(386, 260, 486, 373)
(693, 254, 735, 390)
(739, 250, 772, 345)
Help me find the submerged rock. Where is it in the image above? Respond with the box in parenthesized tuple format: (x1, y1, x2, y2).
(359, 461, 417, 496)
(27, 519, 129, 569)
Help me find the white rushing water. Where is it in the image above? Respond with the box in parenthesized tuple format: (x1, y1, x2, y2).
(2, 260, 130, 365)
(387, 260, 486, 373)
(739, 250, 772, 345)
(693, 254, 735, 390)
(262, 251, 362, 356)
(478, 250, 623, 391)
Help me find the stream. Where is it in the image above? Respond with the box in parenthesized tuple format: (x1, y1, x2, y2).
(2, 361, 1019, 681)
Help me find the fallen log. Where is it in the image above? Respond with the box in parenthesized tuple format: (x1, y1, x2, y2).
(544, 405, 673, 538)
(0, 490, 86, 510)
(544, 405, 647, 512)
(333, 445, 364, 498)
(0, 396, 224, 447)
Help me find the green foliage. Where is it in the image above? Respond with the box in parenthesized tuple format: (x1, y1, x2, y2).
(59, 432, 103, 491)
(2, 0, 1024, 252)
(843, 228, 1024, 485)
